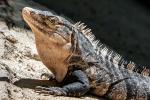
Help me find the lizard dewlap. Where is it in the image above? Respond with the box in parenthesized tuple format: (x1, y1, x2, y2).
(22, 7, 150, 100)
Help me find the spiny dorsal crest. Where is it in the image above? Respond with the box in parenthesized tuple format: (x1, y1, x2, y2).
(74, 22, 97, 47)
(74, 21, 128, 65)
(125, 61, 150, 77)
(74, 21, 150, 77)
(127, 61, 136, 71)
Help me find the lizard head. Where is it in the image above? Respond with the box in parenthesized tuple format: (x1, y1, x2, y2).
(22, 7, 97, 82)
(22, 7, 72, 43)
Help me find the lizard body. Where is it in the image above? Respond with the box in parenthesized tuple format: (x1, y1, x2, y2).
(22, 7, 150, 100)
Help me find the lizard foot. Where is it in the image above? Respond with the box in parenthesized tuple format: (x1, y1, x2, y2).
(35, 86, 67, 96)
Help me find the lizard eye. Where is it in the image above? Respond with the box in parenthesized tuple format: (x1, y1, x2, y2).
(48, 16, 59, 24)
(30, 11, 35, 15)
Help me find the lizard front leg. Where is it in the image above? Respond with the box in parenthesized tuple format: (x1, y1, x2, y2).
(35, 70, 90, 97)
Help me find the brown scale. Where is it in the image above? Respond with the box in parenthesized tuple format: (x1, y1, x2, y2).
(90, 82, 110, 96)
(141, 67, 150, 76)
(126, 61, 136, 71)
(67, 54, 90, 72)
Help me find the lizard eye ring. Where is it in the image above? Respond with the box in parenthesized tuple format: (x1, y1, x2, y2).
(48, 16, 59, 24)
(30, 11, 35, 15)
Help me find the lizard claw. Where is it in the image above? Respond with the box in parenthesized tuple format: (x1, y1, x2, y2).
(35, 86, 67, 96)
(40, 73, 55, 80)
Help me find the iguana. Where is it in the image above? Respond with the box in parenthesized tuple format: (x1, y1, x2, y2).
(22, 7, 150, 100)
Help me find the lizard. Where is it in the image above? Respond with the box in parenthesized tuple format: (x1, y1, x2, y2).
(22, 7, 150, 100)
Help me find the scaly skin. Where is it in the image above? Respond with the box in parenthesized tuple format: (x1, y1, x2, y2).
(22, 7, 150, 100)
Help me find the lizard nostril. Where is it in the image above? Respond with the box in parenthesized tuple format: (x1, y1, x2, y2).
(22, 7, 33, 14)
(22, 8, 32, 18)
